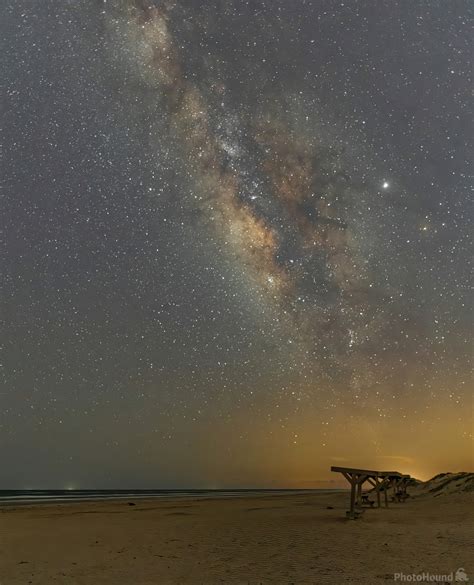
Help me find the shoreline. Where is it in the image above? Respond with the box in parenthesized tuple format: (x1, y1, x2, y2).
(0, 488, 345, 507)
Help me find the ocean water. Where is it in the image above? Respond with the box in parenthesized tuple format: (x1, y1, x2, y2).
(0, 489, 336, 506)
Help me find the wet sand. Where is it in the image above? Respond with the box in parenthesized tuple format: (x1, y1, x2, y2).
(1, 490, 472, 584)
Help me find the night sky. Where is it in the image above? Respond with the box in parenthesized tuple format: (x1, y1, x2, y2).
(3, 0, 472, 488)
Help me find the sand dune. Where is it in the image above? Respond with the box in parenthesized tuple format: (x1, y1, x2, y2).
(0, 478, 472, 584)
(411, 472, 474, 497)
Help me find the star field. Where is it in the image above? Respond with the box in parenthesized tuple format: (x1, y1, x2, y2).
(2, 0, 472, 487)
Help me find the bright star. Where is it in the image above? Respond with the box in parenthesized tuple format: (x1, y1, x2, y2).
(382, 181, 389, 189)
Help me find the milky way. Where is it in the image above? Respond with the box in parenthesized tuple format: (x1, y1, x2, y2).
(2, 0, 472, 486)
(104, 0, 391, 384)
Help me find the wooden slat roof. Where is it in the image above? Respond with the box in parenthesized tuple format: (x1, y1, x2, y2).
(331, 466, 404, 478)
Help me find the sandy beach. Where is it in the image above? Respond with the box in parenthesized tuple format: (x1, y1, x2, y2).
(1, 483, 472, 585)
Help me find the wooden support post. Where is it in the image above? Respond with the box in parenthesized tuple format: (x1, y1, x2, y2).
(356, 478, 362, 507)
(392, 478, 398, 501)
(349, 477, 356, 517)
(366, 476, 380, 508)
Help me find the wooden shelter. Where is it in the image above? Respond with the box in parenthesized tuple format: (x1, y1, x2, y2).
(331, 466, 409, 519)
